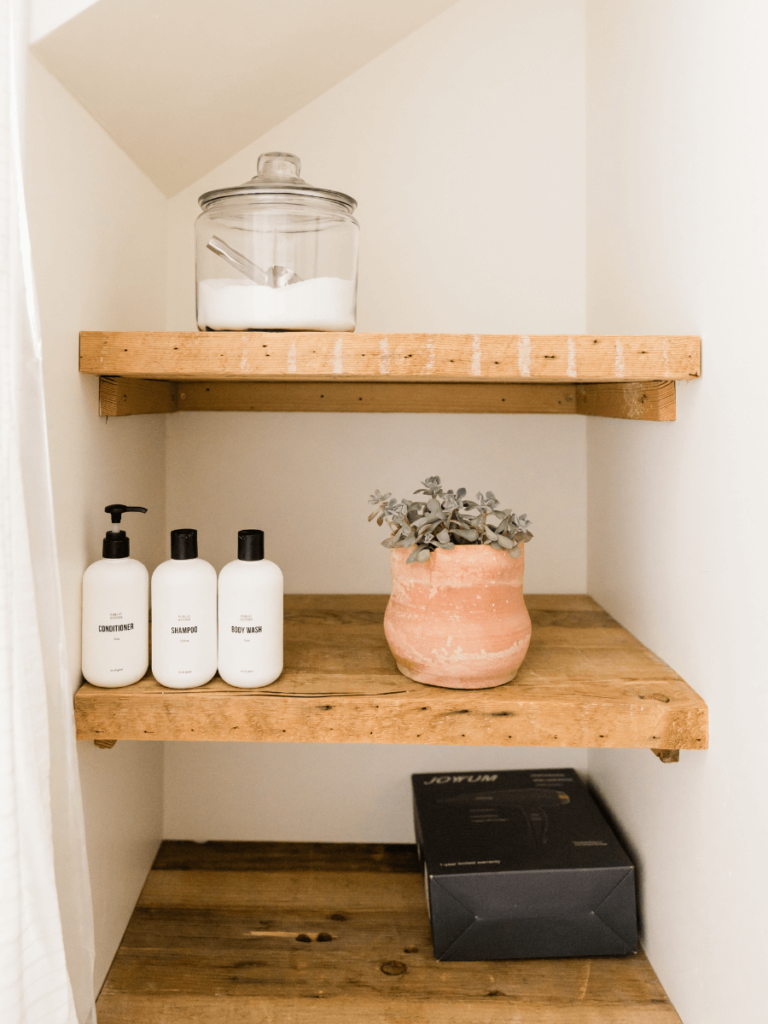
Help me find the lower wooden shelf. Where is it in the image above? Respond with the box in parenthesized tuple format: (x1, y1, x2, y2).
(74, 594, 708, 753)
(95, 841, 681, 1024)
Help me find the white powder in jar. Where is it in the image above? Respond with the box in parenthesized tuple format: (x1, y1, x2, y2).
(197, 276, 356, 331)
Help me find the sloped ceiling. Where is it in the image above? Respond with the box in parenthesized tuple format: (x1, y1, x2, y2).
(32, 0, 459, 196)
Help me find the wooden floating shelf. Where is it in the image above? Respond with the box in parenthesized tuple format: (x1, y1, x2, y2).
(95, 840, 682, 1024)
(75, 595, 708, 755)
(80, 332, 701, 419)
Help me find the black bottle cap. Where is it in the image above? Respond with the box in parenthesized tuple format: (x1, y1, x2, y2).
(171, 529, 198, 560)
(238, 529, 264, 561)
(103, 530, 129, 558)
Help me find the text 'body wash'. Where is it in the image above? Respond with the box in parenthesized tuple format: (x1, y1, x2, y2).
(218, 529, 283, 687)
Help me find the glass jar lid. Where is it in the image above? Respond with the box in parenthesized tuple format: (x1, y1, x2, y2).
(198, 152, 357, 213)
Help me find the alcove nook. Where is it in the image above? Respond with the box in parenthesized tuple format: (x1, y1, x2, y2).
(28, 1, 764, 1022)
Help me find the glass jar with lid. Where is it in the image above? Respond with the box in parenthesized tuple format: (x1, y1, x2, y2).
(196, 152, 359, 332)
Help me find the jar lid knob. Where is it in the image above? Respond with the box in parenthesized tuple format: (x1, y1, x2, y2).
(198, 152, 356, 212)
(255, 152, 303, 183)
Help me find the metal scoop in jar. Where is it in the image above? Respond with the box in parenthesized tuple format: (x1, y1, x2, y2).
(206, 236, 301, 288)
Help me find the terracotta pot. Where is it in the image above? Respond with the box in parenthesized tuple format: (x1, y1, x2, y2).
(384, 544, 531, 689)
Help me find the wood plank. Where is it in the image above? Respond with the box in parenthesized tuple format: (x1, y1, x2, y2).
(99, 375, 178, 415)
(95, 842, 681, 1024)
(74, 595, 708, 751)
(80, 332, 701, 384)
(95, 994, 681, 1024)
(152, 840, 420, 873)
(97, 378, 678, 419)
(577, 381, 676, 421)
(175, 380, 578, 413)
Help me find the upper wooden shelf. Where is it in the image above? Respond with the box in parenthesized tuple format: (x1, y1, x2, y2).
(75, 594, 708, 757)
(80, 332, 700, 419)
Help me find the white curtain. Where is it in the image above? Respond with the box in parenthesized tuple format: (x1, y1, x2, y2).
(0, 1, 96, 1022)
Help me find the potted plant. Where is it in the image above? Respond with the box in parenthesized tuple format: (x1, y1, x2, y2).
(368, 476, 534, 689)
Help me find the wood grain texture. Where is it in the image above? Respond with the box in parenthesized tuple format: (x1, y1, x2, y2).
(99, 375, 178, 415)
(175, 380, 578, 413)
(74, 595, 708, 751)
(80, 332, 701, 383)
(152, 841, 421, 873)
(98, 377, 680, 420)
(576, 381, 677, 421)
(95, 842, 681, 1024)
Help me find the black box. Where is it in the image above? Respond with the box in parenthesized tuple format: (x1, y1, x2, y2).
(412, 768, 637, 961)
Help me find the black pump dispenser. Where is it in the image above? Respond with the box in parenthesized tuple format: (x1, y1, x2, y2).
(238, 529, 264, 561)
(102, 504, 147, 558)
(171, 529, 198, 560)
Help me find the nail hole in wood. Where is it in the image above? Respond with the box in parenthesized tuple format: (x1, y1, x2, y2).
(381, 960, 407, 976)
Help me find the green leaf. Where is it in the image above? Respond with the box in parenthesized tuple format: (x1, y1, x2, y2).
(451, 528, 478, 541)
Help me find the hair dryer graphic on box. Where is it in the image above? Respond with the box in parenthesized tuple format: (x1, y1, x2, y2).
(82, 505, 283, 690)
(437, 789, 571, 846)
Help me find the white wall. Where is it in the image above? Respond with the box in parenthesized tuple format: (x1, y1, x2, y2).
(163, 0, 589, 842)
(25, 57, 167, 993)
(165, 743, 585, 842)
(167, 0, 586, 335)
(585, 3, 768, 1022)
(30, 0, 99, 43)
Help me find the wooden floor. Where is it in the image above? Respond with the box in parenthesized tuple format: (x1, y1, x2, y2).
(96, 842, 681, 1024)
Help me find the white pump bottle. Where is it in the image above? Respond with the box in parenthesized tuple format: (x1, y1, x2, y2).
(82, 504, 149, 687)
(151, 528, 217, 688)
(218, 529, 283, 687)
